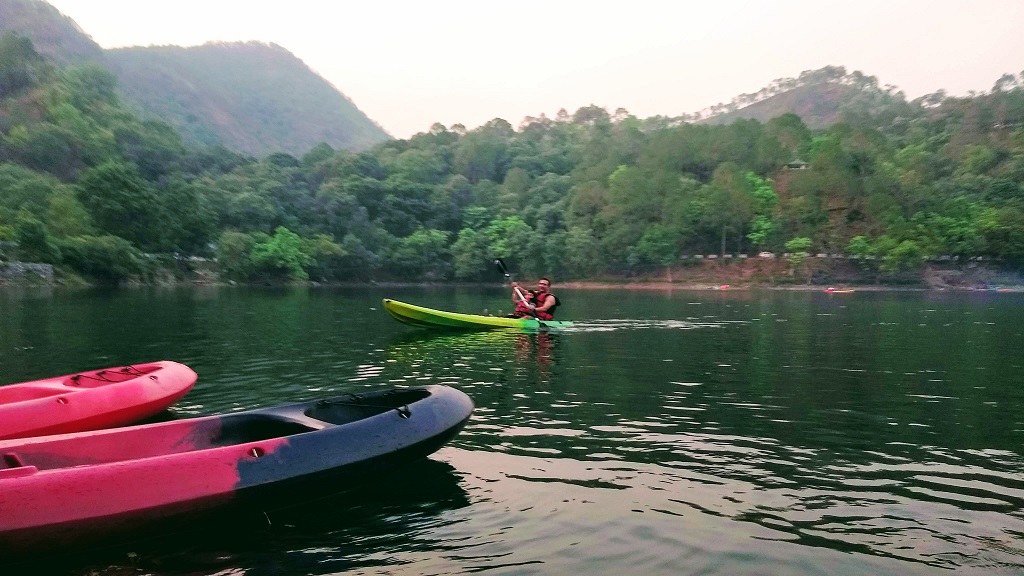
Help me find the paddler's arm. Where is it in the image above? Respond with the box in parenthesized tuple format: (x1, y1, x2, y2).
(511, 282, 528, 304)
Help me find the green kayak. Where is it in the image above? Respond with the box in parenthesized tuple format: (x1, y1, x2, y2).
(382, 299, 574, 331)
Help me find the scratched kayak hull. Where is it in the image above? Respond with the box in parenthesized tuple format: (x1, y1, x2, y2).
(0, 385, 473, 552)
(0, 361, 197, 440)
(383, 299, 573, 330)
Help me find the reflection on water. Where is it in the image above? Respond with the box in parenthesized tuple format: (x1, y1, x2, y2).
(2, 287, 1024, 575)
(385, 328, 564, 389)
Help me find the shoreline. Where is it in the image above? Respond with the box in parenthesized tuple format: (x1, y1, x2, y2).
(4, 259, 1021, 292)
(3, 276, 1023, 293)
(3, 278, 1022, 292)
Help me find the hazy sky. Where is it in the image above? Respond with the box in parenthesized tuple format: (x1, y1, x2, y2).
(43, 0, 1024, 139)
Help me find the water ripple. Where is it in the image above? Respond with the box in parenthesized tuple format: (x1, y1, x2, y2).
(6, 288, 1024, 575)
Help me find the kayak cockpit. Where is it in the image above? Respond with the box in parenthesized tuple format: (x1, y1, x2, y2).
(4, 415, 324, 470)
(206, 415, 323, 447)
(0, 388, 434, 470)
(0, 385, 67, 404)
(302, 388, 428, 423)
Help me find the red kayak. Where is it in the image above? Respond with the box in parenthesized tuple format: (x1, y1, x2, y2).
(0, 385, 473, 552)
(0, 361, 197, 440)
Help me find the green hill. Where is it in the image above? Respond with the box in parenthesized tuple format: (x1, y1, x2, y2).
(702, 82, 857, 129)
(695, 66, 911, 130)
(1, 0, 390, 156)
(107, 42, 391, 155)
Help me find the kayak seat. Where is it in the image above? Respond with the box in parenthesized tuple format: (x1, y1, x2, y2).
(305, 389, 430, 424)
(208, 415, 321, 448)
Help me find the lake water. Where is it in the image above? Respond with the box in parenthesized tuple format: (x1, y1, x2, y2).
(2, 286, 1024, 575)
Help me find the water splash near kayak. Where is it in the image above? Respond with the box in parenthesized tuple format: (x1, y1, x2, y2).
(559, 318, 745, 332)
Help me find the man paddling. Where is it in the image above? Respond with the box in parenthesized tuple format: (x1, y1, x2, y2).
(510, 277, 559, 320)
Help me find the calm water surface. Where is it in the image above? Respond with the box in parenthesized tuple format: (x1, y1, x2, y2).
(2, 286, 1023, 575)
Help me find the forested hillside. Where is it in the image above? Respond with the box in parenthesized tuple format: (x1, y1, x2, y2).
(693, 66, 913, 130)
(107, 42, 391, 155)
(1, 24, 1023, 286)
(0, 0, 390, 156)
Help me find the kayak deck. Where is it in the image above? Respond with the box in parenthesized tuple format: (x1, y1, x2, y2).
(383, 299, 573, 331)
(0, 361, 197, 440)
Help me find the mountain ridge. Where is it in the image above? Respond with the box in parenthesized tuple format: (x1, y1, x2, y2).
(106, 41, 391, 155)
(0, 0, 391, 155)
(0, 0, 103, 66)
(688, 65, 915, 131)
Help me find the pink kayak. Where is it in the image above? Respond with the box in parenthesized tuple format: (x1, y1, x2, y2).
(0, 385, 473, 553)
(0, 361, 197, 440)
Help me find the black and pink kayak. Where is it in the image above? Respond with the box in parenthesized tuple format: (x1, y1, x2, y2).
(0, 361, 198, 440)
(0, 385, 473, 552)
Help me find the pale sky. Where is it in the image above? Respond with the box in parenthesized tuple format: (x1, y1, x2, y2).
(43, 0, 1024, 139)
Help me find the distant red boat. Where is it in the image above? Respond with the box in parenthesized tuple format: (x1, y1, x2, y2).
(0, 385, 473, 552)
(0, 361, 197, 440)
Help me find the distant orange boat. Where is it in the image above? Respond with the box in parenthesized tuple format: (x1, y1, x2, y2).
(824, 287, 855, 294)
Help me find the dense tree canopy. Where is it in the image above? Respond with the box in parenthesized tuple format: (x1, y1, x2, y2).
(1, 38, 1023, 283)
